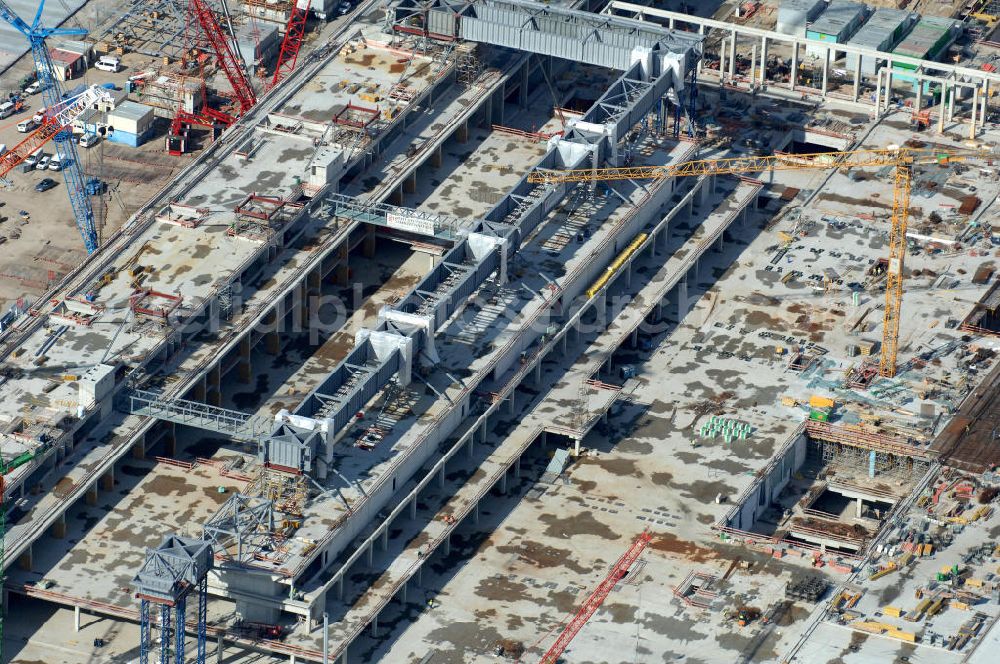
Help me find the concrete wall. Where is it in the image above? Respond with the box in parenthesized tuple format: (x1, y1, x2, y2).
(725, 431, 807, 532)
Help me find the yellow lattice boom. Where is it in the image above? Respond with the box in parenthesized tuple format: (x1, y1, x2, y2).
(528, 146, 992, 377)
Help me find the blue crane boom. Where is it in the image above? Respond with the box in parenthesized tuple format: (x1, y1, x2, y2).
(0, 0, 100, 253)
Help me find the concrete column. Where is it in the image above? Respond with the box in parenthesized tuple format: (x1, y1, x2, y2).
(473, 502, 480, 525)
(852, 62, 861, 103)
(467, 438, 474, 459)
(883, 61, 893, 112)
(265, 330, 280, 355)
(939, 82, 948, 133)
(443, 534, 451, 556)
(749, 43, 757, 86)
(457, 120, 469, 144)
(573, 437, 581, 456)
(821, 48, 829, 97)
(381, 527, 389, 551)
(728, 32, 736, 82)
(439, 465, 445, 489)
(18, 544, 32, 571)
(51, 511, 66, 539)
(719, 40, 727, 84)
(948, 85, 956, 121)
(914, 75, 923, 115)
(790, 42, 798, 90)
(367, 542, 374, 568)
(86, 485, 98, 505)
(410, 499, 417, 519)
(371, 614, 378, 638)
(101, 467, 114, 491)
(856, 498, 863, 518)
(432, 145, 443, 168)
(971, 85, 980, 139)
(404, 170, 417, 194)
(515, 456, 521, 478)
(678, 277, 688, 321)
(759, 36, 767, 87)
(238, 337, 252, 383)
(982, 80, 990, 126)
(520, 61, 529, 109)
(500, 469, 508, 494)
(132, 435, 146, 460)
(74, 606, 81, 632)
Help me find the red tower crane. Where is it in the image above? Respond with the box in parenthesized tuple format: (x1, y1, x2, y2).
(188, 0, 257, 115)
(271, 0, 311, 89)
(538, 531, 652, 664)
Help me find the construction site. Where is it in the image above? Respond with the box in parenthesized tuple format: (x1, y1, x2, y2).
(6, 0, 1000, 662)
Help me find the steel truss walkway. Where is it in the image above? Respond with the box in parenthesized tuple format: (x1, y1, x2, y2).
(124, 389, 274, 443)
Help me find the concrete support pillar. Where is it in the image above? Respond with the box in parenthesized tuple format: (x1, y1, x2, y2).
(515, 455, 521, 478)
(404, 170, 417, 194)
(678, 277, 688, 321)
(759, 36, 768, 87)
(467, 437, 474, 459)
(520, 61, 529, 109)
(381, 527, 389, 551)
(939, 82, 948, 133)
(265, 330, 280, 355)
(74, 606, 81, 632)
(948, 85, 956, 121)
(821, 48, 829, 97)
(856, 498, 864, 518)
(101, 467, 114, 491)
(852, 62, 861, 103)
(457, 120, 469, 144)
(51, 511, 66, 539)
(131, 435, 146, 460)
(432, 145, 443, 168)
(500, 469, 508, 494)
(389, 185, 404, 206)
(18, 544, 32, 571)
(439, 465, 445, 489)
(728, 32, 736, 82)
(337, 576, 345, 601)
(443, 534, 451, 556)
(371, 614, 378, 638)
(982, 80, 990, 126)
(410, 498, 417, 520)
(86, 485, 98, 506)
(749, 43, 757, 86)
(367, 542, 374, 568)
(573, 437, 581, 456)
(719, 40, 727, 84)
(790, 42, 798, 90)
(883, 62, 893, 112)
(915, 75, 923, 114)
(473, 502, 480, 525)
(971, 85, 980, 139)
(165, 421, 176, 457)
(238, 337, 252, 384)
(208, 364, 221, 407)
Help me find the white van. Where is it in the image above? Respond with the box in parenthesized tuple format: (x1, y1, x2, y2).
(79, 133, 100, 148)
(24, 149, 42, 168)
(0, 101, 15, 119)
(16, 118, 37, 133)
(95, 56, 121, 73)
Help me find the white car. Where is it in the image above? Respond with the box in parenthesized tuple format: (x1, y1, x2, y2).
(35, 154, 51, 170)
(24, 81, 41, 95)
(48, 154, 64, 171)
(94, 56, 121, 73)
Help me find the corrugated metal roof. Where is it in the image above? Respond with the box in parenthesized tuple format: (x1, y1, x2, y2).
(782, 0, 824, 10)
(893, 16, 959, 58)
(848, 8, 915, 50)
(109, 101, 153, 122)
(809, 0, 866, 37)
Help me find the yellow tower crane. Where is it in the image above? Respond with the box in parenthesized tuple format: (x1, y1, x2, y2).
(528, 146, 991, 378)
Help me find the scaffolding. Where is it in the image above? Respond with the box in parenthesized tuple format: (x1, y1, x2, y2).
(806, 421, 932, 481)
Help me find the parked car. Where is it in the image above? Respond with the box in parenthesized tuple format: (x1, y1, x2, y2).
(35, 178, 58, 192)
(94, 56, 121, 73)
(24, 150, 41, 168)
(24, 81, 41, 95)
(48, 154, 64, 171)
(36, 154, 51, 170)
(336, 1, 352, 15)
(16, 118, 37, 133)
(79, 132, 100, 148)
(0, 101, 15, 119)
(31, 106, 46, 124)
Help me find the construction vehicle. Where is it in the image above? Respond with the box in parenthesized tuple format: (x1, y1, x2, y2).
(0, 0, 108, 253)
(529, 146, 992, 378)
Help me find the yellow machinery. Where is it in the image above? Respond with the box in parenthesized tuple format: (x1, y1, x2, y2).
(585, 232, 648, 298)
(529, 147, 991, 378)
